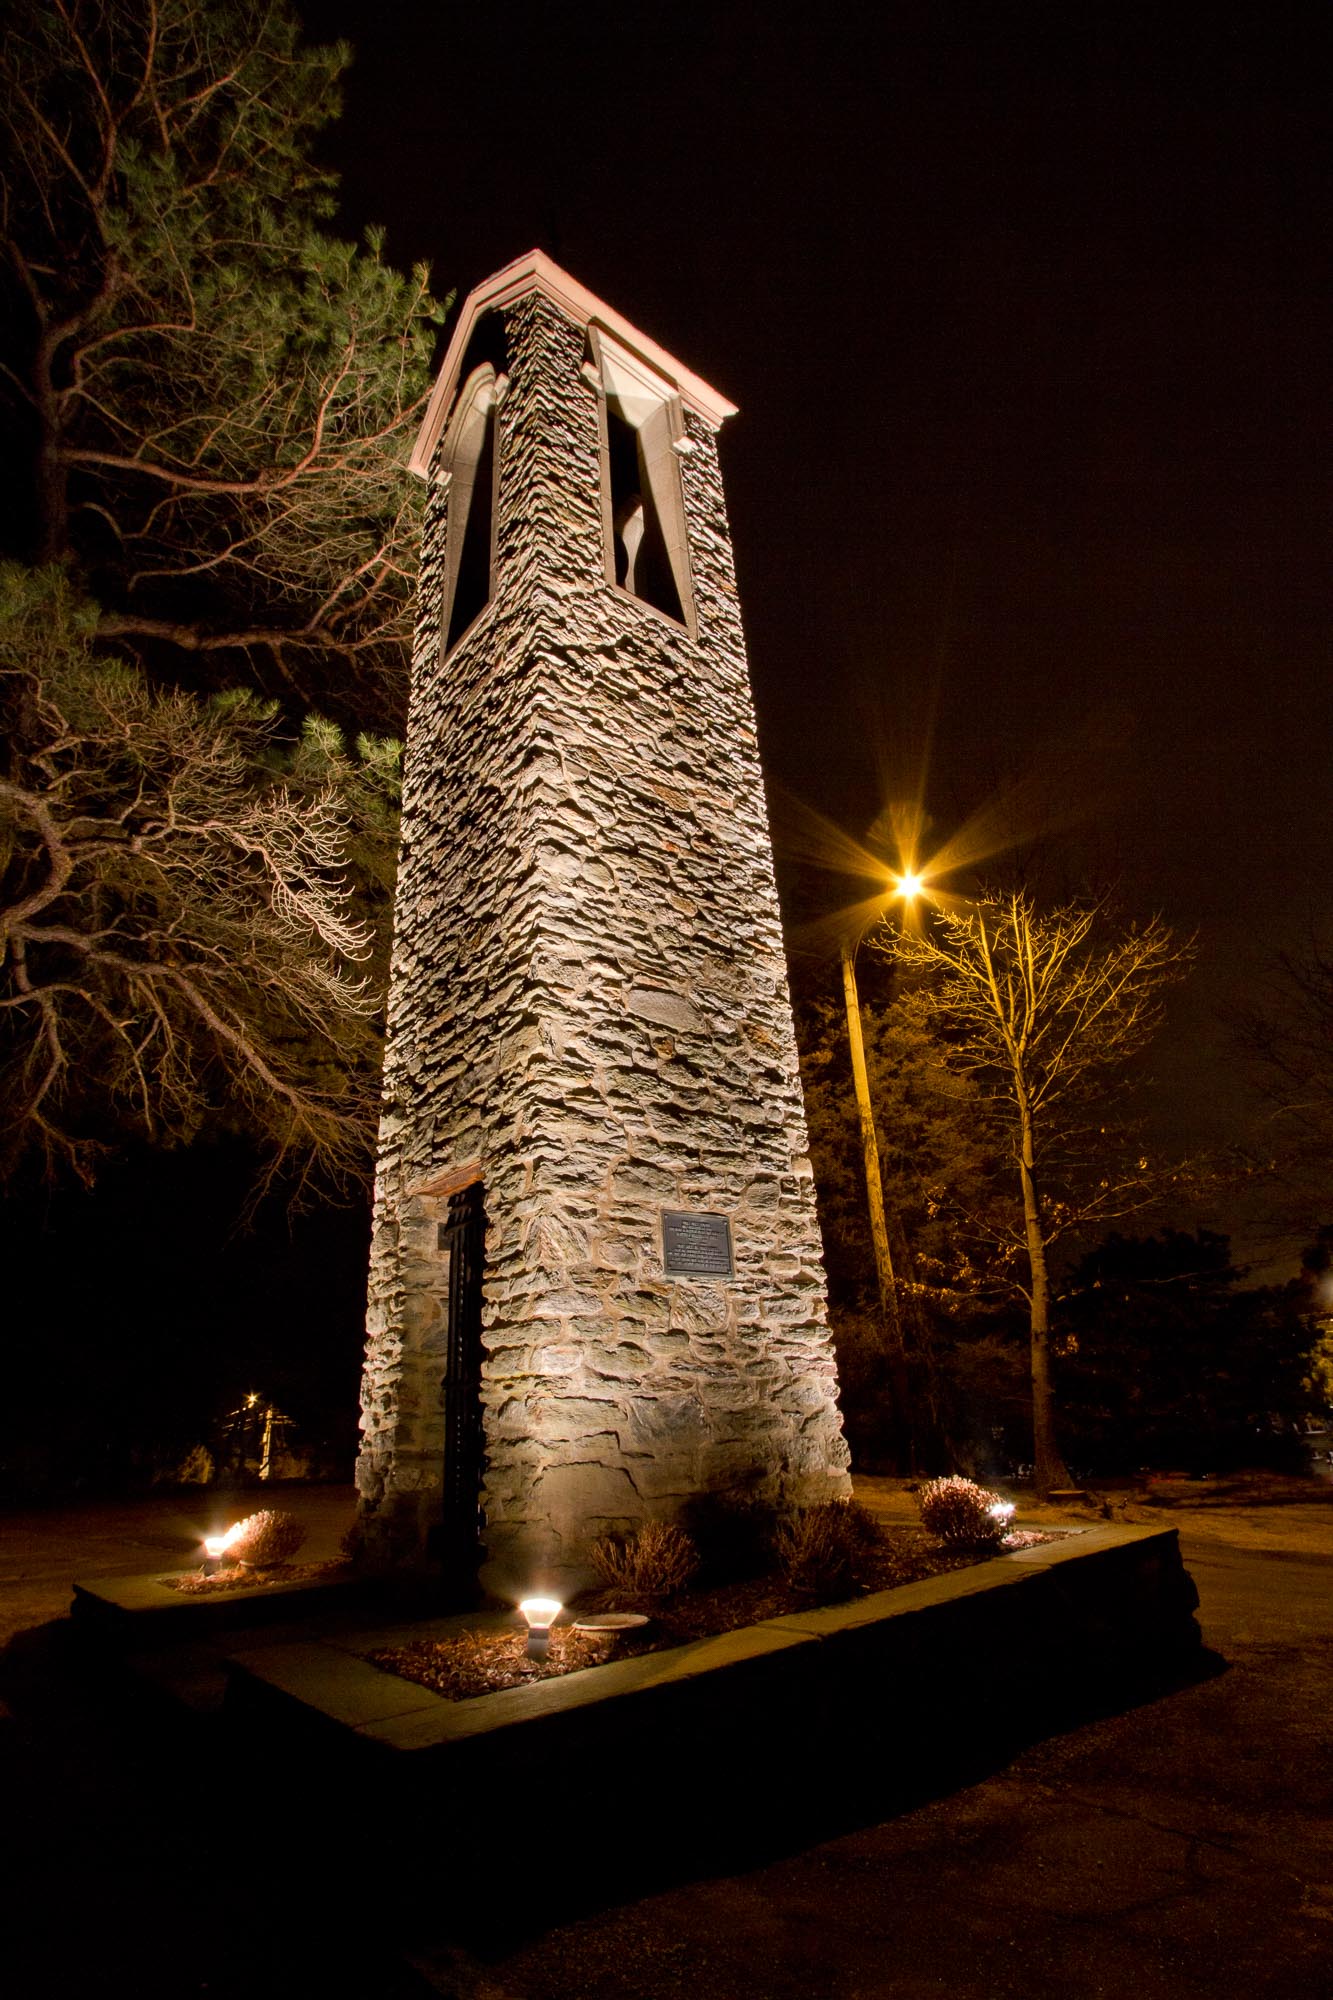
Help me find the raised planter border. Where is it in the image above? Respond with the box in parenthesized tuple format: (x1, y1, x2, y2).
(70, 1565, 396, 1641)
(224, 1524, 1201, 1769)
(77, 1525, 1202, 1916)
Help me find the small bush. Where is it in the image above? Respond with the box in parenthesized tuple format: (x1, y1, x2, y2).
(772, 1500, 883, 1598)
(917, 1475, 1008, 1548)
(227, 1509, 306, 1568)
(589, 1519, 700, 1600)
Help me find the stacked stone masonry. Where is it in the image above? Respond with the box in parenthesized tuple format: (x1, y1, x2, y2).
(357, 268, 850, 1595)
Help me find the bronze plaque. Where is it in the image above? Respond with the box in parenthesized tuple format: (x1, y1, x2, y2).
(661, 1209, 734, 1279)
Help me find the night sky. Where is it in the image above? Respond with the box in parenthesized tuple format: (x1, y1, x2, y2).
(298, 1, 1328, 1248)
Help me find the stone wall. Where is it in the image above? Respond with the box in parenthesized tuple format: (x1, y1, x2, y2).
(356, 278, 850, 1595)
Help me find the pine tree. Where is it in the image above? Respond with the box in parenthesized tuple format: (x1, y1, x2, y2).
(0, 2, 441, 1188)
(1, 0, 442, 732)
(0, 564, 396, 1190)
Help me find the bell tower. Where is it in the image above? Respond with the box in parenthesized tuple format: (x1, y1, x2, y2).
(356, 252, 850, 1594)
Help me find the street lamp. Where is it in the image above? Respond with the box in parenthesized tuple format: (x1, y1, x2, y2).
(839, 868, 926, 1468)
(840, 931, 900, 1343)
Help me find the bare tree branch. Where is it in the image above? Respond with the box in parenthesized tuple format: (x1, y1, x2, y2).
(1, 564, 397, 1195)
(1, 0, 444, 728)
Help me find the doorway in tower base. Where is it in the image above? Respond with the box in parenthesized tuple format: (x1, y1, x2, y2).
(430, 1178, 486, 1594)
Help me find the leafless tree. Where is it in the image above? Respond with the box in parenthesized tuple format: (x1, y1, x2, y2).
(879, 890, 1194, 1493)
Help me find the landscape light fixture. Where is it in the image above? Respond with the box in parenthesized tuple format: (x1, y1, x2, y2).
(518, 1596, 563, 1660)
(989, 1501, 1016, 1526)
(202, 1523, 243, 1572)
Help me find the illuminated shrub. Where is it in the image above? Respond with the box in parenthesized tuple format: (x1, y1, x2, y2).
(917, 1475, 1007, 1548)
(773, 1500, 882, 1598)
(228, 1509, 306, 1568)
(589, 1519, 700, 1600)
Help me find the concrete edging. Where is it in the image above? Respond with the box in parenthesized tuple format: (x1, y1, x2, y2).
(70, 1566, 390, 1641)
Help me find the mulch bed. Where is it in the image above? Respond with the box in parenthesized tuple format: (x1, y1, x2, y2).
(371, 1526, 1054, 1702)
(166, 1559, 350, 1596)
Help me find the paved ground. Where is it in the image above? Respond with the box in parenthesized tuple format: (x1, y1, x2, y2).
(1, 1476, 1330, 1998)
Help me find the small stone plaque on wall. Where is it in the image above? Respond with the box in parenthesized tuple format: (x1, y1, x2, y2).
(661, 1209, 734, 1279)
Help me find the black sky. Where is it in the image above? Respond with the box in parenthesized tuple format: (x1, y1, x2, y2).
(297, 1, 1329, 1225)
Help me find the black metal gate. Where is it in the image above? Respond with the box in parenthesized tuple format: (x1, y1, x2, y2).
(435, 1180, 486, 1594)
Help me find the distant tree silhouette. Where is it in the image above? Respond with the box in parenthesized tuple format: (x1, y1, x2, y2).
(1058, 1228, 1321, 1473)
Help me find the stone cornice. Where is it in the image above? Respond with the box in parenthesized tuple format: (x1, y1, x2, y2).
(409, 249, 738, 479)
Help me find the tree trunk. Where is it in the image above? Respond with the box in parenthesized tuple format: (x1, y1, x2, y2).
(1016, 1098, 1071, 1497)
(840, 942, 914, 1468)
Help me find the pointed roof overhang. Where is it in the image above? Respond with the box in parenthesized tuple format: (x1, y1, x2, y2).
(409, 248, 738, 480)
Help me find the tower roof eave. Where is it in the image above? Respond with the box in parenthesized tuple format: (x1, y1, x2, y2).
(409, 248, 738, 479)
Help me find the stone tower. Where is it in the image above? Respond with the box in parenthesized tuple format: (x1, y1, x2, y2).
(356, 251, 850, 1595)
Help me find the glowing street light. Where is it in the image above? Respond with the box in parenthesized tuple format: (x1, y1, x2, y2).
(836, 859, 933, 1468)
(839, 918, 912, 1464)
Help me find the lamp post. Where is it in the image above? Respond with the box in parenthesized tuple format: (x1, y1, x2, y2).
(840, 872, 924, 1469)
(840, 935, 901, 1348)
